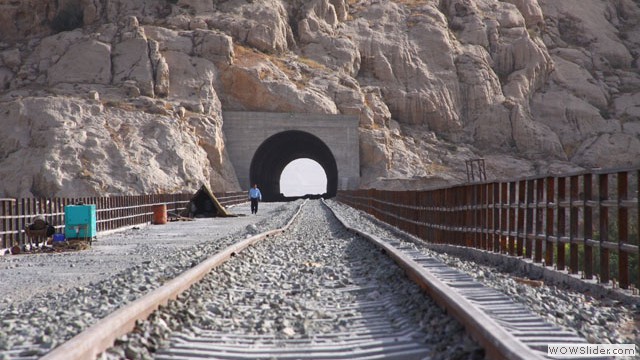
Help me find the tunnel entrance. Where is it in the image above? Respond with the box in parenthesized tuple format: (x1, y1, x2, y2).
(249, 130, 338, 201)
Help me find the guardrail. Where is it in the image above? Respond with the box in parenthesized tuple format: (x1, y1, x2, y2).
(0, 191, 247, 250)
(337, 168, 640, 290)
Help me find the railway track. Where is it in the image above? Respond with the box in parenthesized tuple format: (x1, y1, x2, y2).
(41, 199, 597, 360)
(150, 202, 458, 360)
(326, 201, 593, 360)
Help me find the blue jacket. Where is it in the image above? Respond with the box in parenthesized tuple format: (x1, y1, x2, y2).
(249, 188, 262, 200)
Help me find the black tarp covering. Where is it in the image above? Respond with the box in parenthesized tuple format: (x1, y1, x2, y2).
(181, 184, 234, 218)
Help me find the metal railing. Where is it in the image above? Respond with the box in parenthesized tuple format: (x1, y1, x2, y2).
(0, 191, 247, 250)
(216, 192, 249, 207)
(337, 168, 640, 290)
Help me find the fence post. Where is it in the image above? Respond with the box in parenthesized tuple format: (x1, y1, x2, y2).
(508, 182, 516, 255)
(410, 190, 421, 237)
(557, 177, 567, 271)
(456, 187, 463, 246)
(599, 173, 610, 284)
(7, 200, 14, 247)
(440, 189, 444, 244)
(535, 178, 544, 263)
(517, 180, 525, 257)
(439, 188, 445, 244)
(583, 173, 594, 280)
(545, 177, 555, 266)
(18, 199, 26, 246)
(0, 199, 13, 249)
(480, 183, 488, 249)
(474, 183, 481, 248)
(569, 175, 579, 275)
(525, 179, 534, 259)
(500, 182, 508, 253)
(618, 171, 629, 289)
(493, 182, 500, 253)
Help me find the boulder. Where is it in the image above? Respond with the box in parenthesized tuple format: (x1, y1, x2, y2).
(510, 103, 565, 159)
(163, 51, 220, 114)
(177, 0, 214, 14)
(571, 133, 640, 169)
(47, 39, 112, 85)
(193, 29, 234, 64)
(531, 90, 620, 153)
(149, 39, 170, 97)
(219, 57, 337, 114)
(551, 55, 608, 109)
(1, 49, 22, 72)
(144, 26, 194, 53)
(540, 0, 633, 68)
(613, 92, 640, 120)
(0, 0, 56, 43)
(467, 104, 514, 151)
(205, 0, 293, 54)
(455, 46, 504, 122)
(359, 129, 390, 182)
(112, 37, 155, 96)
(503, 0, 544, 28)
(0, 68, 13, 90)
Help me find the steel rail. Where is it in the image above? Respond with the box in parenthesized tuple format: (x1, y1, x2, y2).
(323, 200, 548, 360)
(41, 200, 306, 360)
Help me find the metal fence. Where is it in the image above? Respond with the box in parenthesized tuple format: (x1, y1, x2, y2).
(0, 191, 247, 250)
(216, 192, 249, 208)
(337, 168, 640, 290)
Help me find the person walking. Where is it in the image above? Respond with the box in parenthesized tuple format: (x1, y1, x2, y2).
(249, 184, 262, 214)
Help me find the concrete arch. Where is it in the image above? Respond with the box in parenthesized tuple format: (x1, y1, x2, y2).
(250, 130, 337, 201)
(222, 111, 360, 200)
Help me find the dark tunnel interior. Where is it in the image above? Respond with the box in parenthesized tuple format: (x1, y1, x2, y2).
(249, 130, 338, 201)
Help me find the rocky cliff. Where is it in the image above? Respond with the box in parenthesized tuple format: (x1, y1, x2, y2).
(0, 0, 639, 197)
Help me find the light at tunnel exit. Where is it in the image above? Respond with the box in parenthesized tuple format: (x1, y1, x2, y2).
(280, 158, 327, 196)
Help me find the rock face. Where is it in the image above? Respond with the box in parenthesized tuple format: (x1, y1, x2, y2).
(0, 0, 639, 198)
(0, 95, 237, 197)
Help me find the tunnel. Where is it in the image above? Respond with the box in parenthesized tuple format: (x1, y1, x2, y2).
(249, 130, 338, 201)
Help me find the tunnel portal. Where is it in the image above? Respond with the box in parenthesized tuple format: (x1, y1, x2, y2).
(222, 111, 360, 201)
(250, 131, 337, 201)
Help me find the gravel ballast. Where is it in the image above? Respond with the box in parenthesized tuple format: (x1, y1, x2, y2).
(105, 200, 482, 360)
(0, 201, 300, 359)
(326, 199, 640, 354)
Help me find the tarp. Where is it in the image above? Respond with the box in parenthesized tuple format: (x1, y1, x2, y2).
(180, 184, 235, 218)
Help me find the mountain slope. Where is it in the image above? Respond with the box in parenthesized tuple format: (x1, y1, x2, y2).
(0, 0, 638, 197)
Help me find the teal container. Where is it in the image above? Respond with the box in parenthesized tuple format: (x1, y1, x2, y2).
(64, 204, 97, 239)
